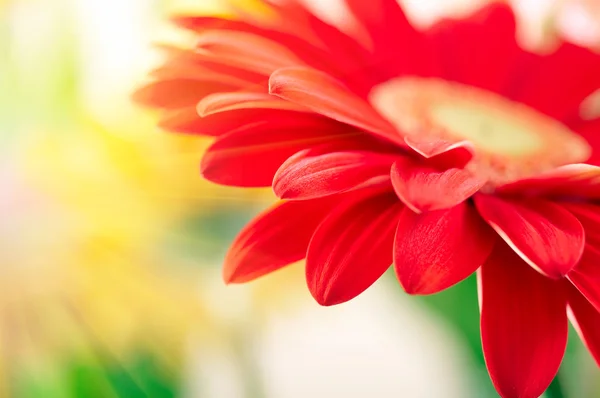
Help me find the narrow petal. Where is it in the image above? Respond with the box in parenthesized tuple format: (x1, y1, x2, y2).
(480, 241, 568, 398)
(574, 118, 600, 166)
(345, 0, 431, 78)
(568, 245, 600, 312)
(563, 202, 600, 245)
(474, 195, 584, 278)
(427, 3, 518, 91)
(132, 79, 232, 109)
(512, 42, 600, 122)
(172, 14, 349, 76)
(273, 148, 396, 200)
(197, 91, 307, 116)
(306, 193, 402, 306)
(151, 45, 265, 88)
(269, 67, 406, 146)
(497, 164, 600, 199)
(224, 198, 336, 283)
(196, 30, 306, 75)
(567, 285, 600, 367)
(200, 115, 353, 187)
(161, 108, 315, 136)
(391, 157, 485, 213)
(394, 204, 495, 294)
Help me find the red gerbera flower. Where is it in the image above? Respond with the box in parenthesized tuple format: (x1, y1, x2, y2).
(137, 1, 600, 397)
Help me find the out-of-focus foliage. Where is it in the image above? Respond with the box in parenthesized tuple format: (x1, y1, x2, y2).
(0, 0, 274, 396)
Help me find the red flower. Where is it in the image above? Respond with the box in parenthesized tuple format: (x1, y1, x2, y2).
(138, 1, 600, 397)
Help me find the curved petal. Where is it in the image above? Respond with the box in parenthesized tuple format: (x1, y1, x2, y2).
(497, 164, 600, 199)
(161, 108, 319, 136)
(391, 157, 485, 213)
(196, 29, 306, 75)
(132, 79, 232, 109)
(273, 148, 396, 200)
(567, 285, 600, 367)
(306, 193, 402, 306)
(474, 195, 585, 278)
(574, 118, 600, 166)
(269, 67, 406, 146)
(512, 42, 600, 122)
(197, 91, 307, 116)
(479, 241, 568, 398)
(403, 135, 474, 163)
(568, 245, 600, 312)
(427, 3, 518, 91)
(394, 203, 495, 294)
(200, 115, 353, 187)
(151, 46, 265, 88)
(563, 202, 600, 245)
(224, 198, 336, 283)
(345, 0, 431, 78)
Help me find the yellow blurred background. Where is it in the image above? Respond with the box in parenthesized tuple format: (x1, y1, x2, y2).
(1, 0, 599, 397)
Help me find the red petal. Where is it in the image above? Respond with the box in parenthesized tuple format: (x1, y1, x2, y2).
(574, 118, 600, 166)
(497, 164, 600, 199)
(132, 79, 232, 109)
(151, 46, 265, 89)
(512, 43, 600, 122)
(201, 115, 353, 187)
(161, 107, 316, 136)
(196, 30, 306, 75)
(172, 15, 343, 75)
(224, 198, 335, 283)
(480, 241, 568, 398)
(197, 91, 307, 116)
(273, 148, 395, 200)
(391, 157, 485, 213)
(269, 67, 405, 146)
(567, 285, 600, 367)
(568, 245, 600, 312)
(158, 107, 206, 135)
(394, 203, 495, 294)
(427, 3, 518, 91)
(474, 195, 585, 278)
(403, 135, 474, 160)
(563, 202, 600, 245)
(306, 193, 402, 306)
(345, 0, 431, 78)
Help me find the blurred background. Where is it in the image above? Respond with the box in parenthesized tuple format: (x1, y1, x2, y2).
(1, 0, 599, 397)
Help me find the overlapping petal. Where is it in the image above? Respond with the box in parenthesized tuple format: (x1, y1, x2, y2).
(474, 195, 585, 278)
(568, 246, 600, 312)
(269, 67, 405, 145)
(223, 197, 336, 283)
(133, 79, 233, 109)
(567, 285, 600, 367)
(195, 29, 306, 75)
(428, 3, 518, 91)
(563, 202, 600, 245)
(480, 242, 568, 398)
(394, 203, 495, 294)
(391, 157, 485, 213)
(200, 115, 352, 186)
(274, 148, 396, 200)
(306, 193, 402, 306)
(197, 91, 308, 116)
(497, 164, 600, 199)
(511, 43, 600, 122)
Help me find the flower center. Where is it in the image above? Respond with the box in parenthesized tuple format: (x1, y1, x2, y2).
(370, 77, 591, 185)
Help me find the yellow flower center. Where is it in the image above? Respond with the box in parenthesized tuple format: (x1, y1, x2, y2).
(370, 77, 591, 185)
